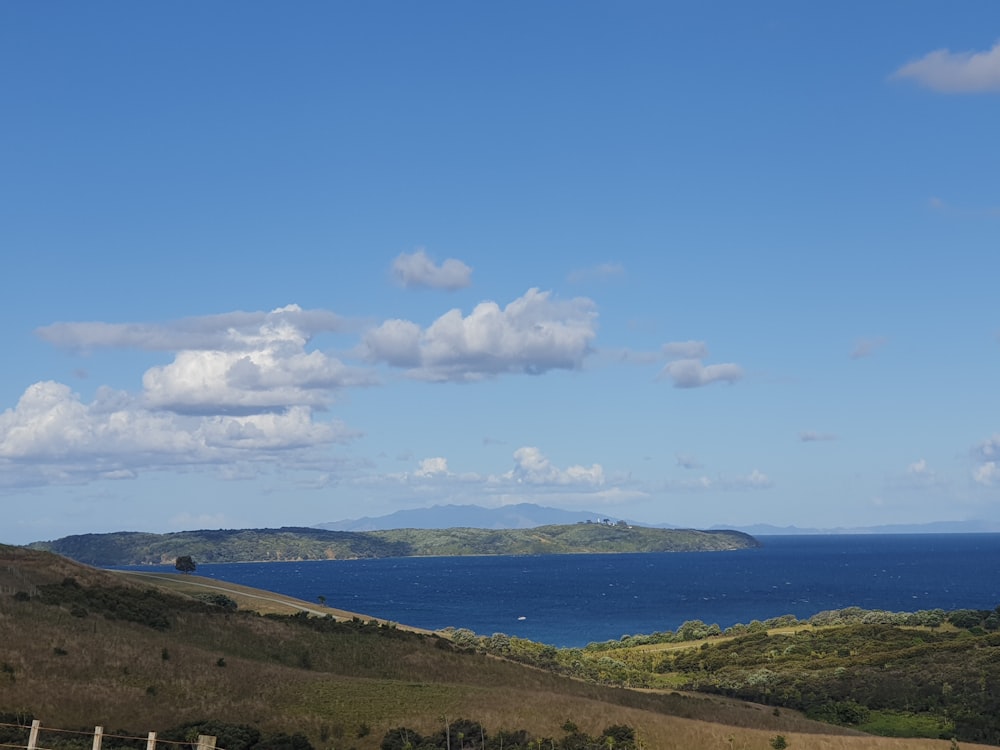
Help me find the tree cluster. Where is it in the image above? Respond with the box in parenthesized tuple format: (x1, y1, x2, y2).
(380, 720, 637, 750)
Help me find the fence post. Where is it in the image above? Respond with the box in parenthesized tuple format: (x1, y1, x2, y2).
(146, 731, 156, 750)
(196, 735, 217, 750)
(27, 720, 40, 750)
(93, 727, 104, 750)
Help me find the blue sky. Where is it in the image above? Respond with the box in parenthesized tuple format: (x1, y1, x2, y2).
(2, 2, 999, 544)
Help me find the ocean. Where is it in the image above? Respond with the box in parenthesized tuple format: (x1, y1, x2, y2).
(126, 533, 1000, 648)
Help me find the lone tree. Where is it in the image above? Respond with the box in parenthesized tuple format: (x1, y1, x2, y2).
(175, 555, 196, 574)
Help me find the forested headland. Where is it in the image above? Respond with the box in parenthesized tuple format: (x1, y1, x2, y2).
(27, 524, 759, 566)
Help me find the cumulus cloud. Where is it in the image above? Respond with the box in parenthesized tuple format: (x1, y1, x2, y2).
(37, 305, 374, 416)
(503, 446, 605, 486)
(2, 304, 377, 488)
(415, 457, 450, 477)
(0, 381, 355, 488)
(37, 305, 347, 352)
(850, 336, 888, 360)
(892, 40, 1000, 93)
(974, 462, 1000, 486)
(362, 288, 597, 381)
(143, 336, 367, 415)
(972, 434, 1000, 485)
(657, 341, 743, 388)
(391, 249, 472, 290)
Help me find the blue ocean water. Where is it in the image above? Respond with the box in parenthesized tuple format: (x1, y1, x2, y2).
(127, 534, 1000, 648)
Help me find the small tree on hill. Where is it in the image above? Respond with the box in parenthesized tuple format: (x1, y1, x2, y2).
(175, 555, 196, 574)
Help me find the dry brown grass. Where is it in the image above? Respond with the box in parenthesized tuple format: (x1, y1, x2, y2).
(2, 546, 995, 750)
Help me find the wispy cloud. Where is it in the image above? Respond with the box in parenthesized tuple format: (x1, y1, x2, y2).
(567, 262, 625, 284)
(391, 249, 472, 290)
(675, 452, 703, 470)
(36, 305, 348, 352)
(850, 336, 888, 360)
(926, 196, 1000, 219)
(891, 39, 1000, 93)
(660, 469, 772, 492)
(799, 431, 837, 442)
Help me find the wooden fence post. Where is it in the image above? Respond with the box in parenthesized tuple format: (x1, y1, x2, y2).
(92, 727, 103, 750)
(196, 735, 217, 750)
(27, 720, 40, 750)
(146, 731, 156, 750)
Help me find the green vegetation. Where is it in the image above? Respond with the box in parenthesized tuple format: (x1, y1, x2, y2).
(439, 606, 1000, 745)
(378, 720, 639, 749)
(27, 525, 759, 565)
(1, 544, 853, 750)
(7, 542, 1000, 750)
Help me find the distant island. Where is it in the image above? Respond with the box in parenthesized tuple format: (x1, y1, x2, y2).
(28, 523, 760, 566)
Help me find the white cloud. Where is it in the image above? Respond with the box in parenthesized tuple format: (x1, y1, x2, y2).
(37, 305, 374, 417)
(0, 380, 355, 488)
(503, 446, 605, 486)
(974, 462, 1000, 486)
(659, 359, 743, 388)
(36, 305, 347, 351)
(662, 470, 772, 492)
(415, 457, 450, 477)
(892, 40, 1000, 93)
(657, 341, 743, 388)
(886, 458, 946, 492)
(143, 338, 366, 415)
(362, 288, 597, 381)
(391, 249, 472, 290)
(972, 434, 1000, 485)
(34, 303, 375, 416)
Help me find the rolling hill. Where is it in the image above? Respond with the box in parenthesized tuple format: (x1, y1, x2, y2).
(2, 543, 982, 750)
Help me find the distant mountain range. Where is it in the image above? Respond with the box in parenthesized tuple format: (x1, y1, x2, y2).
(719, 520, 1000, 535)
(317, 503, 1000, 535)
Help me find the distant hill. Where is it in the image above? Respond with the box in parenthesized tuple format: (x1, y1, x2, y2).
(317, 503, 603, 531)
(29, 524, 760, 566)
(719, 520, 1000, 535)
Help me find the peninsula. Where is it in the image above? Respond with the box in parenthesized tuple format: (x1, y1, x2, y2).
(29, 524, 760, 566)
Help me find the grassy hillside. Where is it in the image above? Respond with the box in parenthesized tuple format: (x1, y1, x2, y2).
(27, 525, 759, 566)
(1, 544, 978, 750)
(449, 607, 1000, 746)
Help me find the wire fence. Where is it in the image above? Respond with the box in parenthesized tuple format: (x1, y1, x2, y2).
(0, 722, 217, 750)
